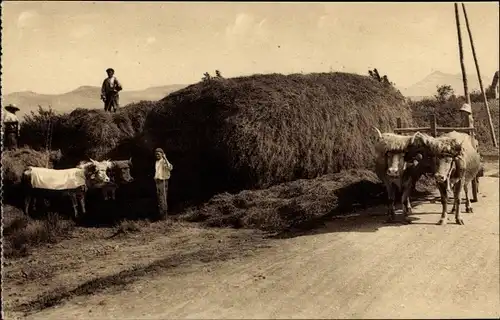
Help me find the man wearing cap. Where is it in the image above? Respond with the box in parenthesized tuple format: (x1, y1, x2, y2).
(2, 104, 20, 150)
(101, 68, 123, 112)
(154, 147, 173, 219)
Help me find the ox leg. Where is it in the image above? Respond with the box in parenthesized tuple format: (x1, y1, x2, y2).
(454, 181, 465, 225)
(24, 194, 32, 216)
(464, 183, 473, 213)
(70, 194, 79, 219)
(79, 194, 86, 216)
(401, 186, 413, 224)
(32, 196, 37, 212)
(437, 182, 448, 225)
(385, 184, 396, 223)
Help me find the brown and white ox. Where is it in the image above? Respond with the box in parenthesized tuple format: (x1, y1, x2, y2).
(421, 131, 482, 225)
(78, 158, 134, 200)
(22, 159, 110, 218)
(374, 128, 434, 224)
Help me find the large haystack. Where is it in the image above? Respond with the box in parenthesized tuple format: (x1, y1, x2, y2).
(143, 72, 412, 206)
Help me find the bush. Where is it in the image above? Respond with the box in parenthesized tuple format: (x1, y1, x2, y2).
(142, 72, 413, 208)
(408, 98, 499, 152)
(2, 205, 74, 258)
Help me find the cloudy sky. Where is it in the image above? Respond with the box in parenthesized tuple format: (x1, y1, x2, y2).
(2, 1, 499, 94)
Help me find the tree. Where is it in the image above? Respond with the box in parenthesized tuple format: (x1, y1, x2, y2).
(215, 70, 223, 78)
(435, 85, 454, 103)
(368, 68, 395, 87)
(202, 72, 211, 82)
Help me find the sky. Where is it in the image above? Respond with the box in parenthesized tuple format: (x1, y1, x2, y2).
(2, 1, 499, 95)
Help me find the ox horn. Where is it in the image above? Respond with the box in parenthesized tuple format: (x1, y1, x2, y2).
(410, 131, 420, 144)
(373, 127, 382, 139)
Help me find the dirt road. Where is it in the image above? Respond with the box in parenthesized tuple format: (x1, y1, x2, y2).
(20, 166, 500, 319)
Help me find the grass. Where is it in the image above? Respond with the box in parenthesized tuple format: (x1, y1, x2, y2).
(2, 205, 74, 258)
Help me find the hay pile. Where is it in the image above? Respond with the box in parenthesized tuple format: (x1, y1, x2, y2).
(19, 101, 155, 166)
(2, 147, 61, 185)
(143, 72, 413, 206)
(180, 169, 386, 232)
(2, 147, 62, 206)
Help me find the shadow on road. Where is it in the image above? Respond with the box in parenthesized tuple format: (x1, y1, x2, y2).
(15, 230, 270, 315)
(269, 196, 446, 240)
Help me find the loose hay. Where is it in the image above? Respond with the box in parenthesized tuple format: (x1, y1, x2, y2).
(143, 72, 413, 207)
(180, 169, 386, 232)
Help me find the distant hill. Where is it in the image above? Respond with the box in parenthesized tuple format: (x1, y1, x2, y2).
(401, 71, 494, 99)
(3, 84, 187, 120)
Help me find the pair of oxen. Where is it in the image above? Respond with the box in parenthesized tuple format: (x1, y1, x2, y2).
(374, 128, 482, 226)
(22, 158, 134, 219)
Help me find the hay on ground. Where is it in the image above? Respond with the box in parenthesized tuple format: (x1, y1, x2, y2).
(143, 72, 413, 207)
(180, 169, 387, 232)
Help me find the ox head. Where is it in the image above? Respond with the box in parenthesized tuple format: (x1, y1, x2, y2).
(374, 127, 413, 178)
(384, 151, 407, 178)
(89, 158, 111, 184)
(374, 128, 429, 179)
(433, 140, 464, 185)
(434, 146, 463, 188)
(112, 158, 134, 184)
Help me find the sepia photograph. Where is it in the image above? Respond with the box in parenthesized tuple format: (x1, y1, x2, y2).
(1, 1, 499, 319)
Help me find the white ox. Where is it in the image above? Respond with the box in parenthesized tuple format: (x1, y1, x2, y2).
(22, 159, 110, 219)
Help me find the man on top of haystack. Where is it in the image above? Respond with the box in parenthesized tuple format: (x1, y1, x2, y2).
(2, 103, 21, 150)
(101, 68, 123, 113)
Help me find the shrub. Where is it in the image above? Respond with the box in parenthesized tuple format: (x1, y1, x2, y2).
(2, 206, 74, 258)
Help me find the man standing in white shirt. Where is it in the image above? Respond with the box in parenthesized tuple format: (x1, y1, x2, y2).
(101, 68, 123, 112)
(154, 148, 173, 218)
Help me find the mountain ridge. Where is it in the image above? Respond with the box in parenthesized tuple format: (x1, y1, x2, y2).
(3, 84, 187, 119)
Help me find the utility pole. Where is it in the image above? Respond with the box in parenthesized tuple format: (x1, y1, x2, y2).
(461, 3, 498, 147)
(454, 2, 479, 202)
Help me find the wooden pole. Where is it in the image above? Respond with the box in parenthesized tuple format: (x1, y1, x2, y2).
(455, 3, 472, 109)
(454, 3, 478, 202)
(461, 3, 498, 147)
(430, 114, 437, 137)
